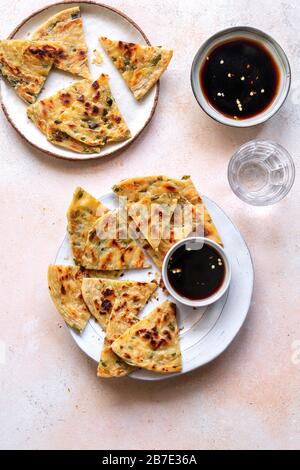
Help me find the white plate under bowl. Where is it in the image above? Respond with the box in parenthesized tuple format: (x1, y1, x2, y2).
(0, 1, 159, 160)
(55, 191, 254, 381)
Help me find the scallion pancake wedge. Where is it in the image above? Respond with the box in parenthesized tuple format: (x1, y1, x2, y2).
(81, 210, 150, 271)
(0, 39, 59, 104)
(46, 122, 101, 154)
(31, 6, 91, 79)
(100, 37, 173, 100)
(113, 176, 223, 269)
(67, 187, 109, 265)
(27, 80, 101, 153)
(128, 196, 178, 251)
(58, 74, 131, 147)
(48, 265, 118, 333)
(112, 175, 202, 205)
(81, 278, 152, 331)
(112, 300, 182, 374)
(98, 280, 158, 377)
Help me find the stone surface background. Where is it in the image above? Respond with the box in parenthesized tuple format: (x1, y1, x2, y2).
(0, 0, 299, 450)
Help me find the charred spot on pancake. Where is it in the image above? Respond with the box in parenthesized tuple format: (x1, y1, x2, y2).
(118, 41, 136, 57)
(88, 121, 99, 130)
(89, 229, 96, 241)
(28, 44, 57, 59)
(71, 11, 81, 20)
(60, 92, 72, 106)
(163, 330, 172, 340)
(101, 299, 112, 312)
(103, 288, 114, 297)
(92, 80, 99, 90)
(93, 91, 100, 102)
(52, 130, 67, 142)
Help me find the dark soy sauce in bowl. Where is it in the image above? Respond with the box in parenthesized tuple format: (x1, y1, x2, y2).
(200, 38, 280, 120)
(167, 242, 226, 301)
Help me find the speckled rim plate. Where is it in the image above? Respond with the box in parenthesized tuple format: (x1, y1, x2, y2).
(54, 191, 254, 381)
(0, 1, 159, 160)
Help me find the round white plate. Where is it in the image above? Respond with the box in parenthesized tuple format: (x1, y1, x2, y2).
(55, 191, 254, 381)
(0, 1, 159, 160)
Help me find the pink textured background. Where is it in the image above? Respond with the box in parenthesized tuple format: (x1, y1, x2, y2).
(0, 0, 300, 450)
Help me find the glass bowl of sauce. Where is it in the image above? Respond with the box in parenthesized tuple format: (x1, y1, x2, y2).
(162, 237, 231, 308)
(191, 27, 291, 127)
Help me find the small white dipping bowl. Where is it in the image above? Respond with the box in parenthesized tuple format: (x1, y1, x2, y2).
(162, 237, 231, 308)
(191, 26, 291, 127)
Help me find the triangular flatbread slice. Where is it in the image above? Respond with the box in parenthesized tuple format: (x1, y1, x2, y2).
(100, 37, 173, 100)
(113, 175, 201, 205)
(48, 265, 118, 333)
(81, 210, 151, 270)
(67, 187, 108, 265)
(128, 197, 177, 250)
(113, 176, 223, 269)
(27, 80, 101, 154)
(58, 74, 131, 146)
(98, 281, 158, 377)
(0, 39, 59, 104)
(46, 121, 101, 154)
(31, 6, 91, 79)
(81, 278, 150, 331)
(142, 199, 223, 270)
(112, 300, 182, 374)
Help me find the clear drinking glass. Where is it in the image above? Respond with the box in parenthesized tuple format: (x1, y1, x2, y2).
(228, 140, 295, 206)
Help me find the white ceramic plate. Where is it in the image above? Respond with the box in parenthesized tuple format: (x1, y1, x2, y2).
(55, 191, 254, 381)
(0, 1, 159, 160)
